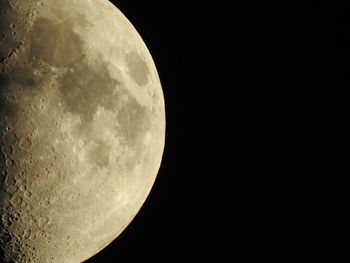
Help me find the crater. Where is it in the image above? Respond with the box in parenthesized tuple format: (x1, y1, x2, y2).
(126, 51, 150, 86)
(0, 86, 18, 121)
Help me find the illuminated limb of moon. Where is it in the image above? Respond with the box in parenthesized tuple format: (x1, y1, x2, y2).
(0, 0, 165, 262)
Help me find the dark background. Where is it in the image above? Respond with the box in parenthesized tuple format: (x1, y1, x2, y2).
(333, 1, 349, 251)
(85, 1, 203, 262)
(299, 1, 348, 253)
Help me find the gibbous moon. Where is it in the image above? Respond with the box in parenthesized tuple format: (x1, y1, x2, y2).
(0, 0, 165, 262)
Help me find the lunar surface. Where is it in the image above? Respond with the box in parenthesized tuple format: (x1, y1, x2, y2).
(0, 0, 165, 262)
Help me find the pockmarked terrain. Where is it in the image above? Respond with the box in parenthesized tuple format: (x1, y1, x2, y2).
(0, 0, 165, 262)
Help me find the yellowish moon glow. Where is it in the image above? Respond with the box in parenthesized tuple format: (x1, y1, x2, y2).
(0, 0, 165, 262)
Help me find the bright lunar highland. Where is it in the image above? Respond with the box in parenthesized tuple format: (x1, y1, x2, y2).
(0, 0, 165, 262)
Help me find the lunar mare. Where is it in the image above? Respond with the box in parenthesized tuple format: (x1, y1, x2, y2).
(0, 0, 165, 262)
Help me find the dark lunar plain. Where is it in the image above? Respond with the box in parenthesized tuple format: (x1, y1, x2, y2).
(83, 1, 203, 262)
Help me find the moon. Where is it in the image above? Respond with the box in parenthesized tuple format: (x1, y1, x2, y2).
(0, 0, 165, 262)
